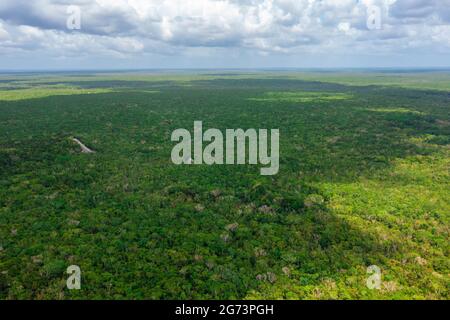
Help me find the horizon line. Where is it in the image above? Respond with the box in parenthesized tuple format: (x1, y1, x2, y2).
(1, 66, 450, 74)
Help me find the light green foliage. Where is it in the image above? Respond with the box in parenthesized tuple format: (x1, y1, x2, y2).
(248, 92, 352, 103)
(0, 86, 112, 101)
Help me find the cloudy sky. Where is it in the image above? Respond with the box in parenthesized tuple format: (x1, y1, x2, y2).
(0, 0, 449, 70)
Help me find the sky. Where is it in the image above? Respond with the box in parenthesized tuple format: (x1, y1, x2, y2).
(0, 0, 449, 70)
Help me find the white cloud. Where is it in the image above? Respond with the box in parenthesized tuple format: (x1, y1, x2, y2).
(0, 0, 449, 67)
(0, 22, 9, 40)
